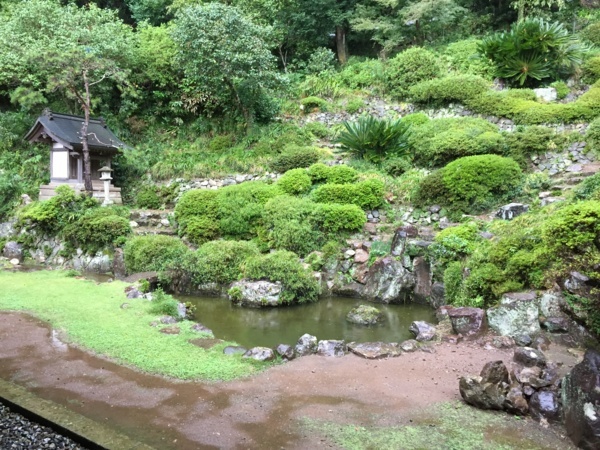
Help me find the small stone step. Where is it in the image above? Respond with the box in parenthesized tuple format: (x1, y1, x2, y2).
(133, 227, 176, 236)
(565, 177, 589, 185)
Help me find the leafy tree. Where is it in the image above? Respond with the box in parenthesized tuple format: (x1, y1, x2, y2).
(171, 3, 283, 125)
(511, 0, 565, 22)
(127, 0, 173, 25)
(0, 0, 136, 194)
(352, 0, 466, 52)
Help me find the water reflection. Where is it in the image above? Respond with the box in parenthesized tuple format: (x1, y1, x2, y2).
(178, 295, 437, 348)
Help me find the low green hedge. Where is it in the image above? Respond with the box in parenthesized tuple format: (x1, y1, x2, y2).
(269, 145, 320, 173)
(410, 76, 600, 125)
(185, 240, 260, 285)
(277, 168, 312, 195)
(415, 154, 523, 214)
(311, 178, 385, 209)
(124, 235, 190, 274)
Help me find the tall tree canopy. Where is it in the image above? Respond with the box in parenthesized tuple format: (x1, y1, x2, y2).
(171, 3, 283, 124)
(0, 0, 136, 192)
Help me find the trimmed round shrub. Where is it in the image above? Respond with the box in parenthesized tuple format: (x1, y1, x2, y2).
(442, 155, 523, 213)
(185, 216, 219, 246)
(312, 178, 385, 209)
(401, 112, 429, 127)
(262, 195, 322, 256)
(124, 235, 190, 274)
(409, 75, 490, 105)
(185, 240, 260, 285)
(385, 47, 441, 99)
(409, 117, 502, 167)
(270, 145, 320, 173)
(301, 96, 327, 111)
(582, 56, 600, 84)
(313, 204, 366, 232)
(62, 208, 131, 253)
(542, 201, 600, 254)
(244, 250, 320, 304)
(414, 170, 450, 208)
(307, 163, 330, 182)
(216, 182, 282, 239)
(175, 189, 219, 229)
(581, 22, 600, 46)
(277, 168, 312, 195)
(268, 219, 323, 256)
(325, 165, 358, 184)
(352, 178, 385, 209)
(136, 187, 162, 209)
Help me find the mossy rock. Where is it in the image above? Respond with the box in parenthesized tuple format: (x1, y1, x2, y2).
(347, 304, 384, 325)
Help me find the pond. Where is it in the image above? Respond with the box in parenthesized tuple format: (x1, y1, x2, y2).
(179, 295, 437, 348)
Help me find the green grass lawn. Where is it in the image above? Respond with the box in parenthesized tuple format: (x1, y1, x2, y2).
(0, 270, 266, 381)
(304, 402, 570, 450)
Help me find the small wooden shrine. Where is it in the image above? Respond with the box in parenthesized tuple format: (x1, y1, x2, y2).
(24, 110, 128, 203)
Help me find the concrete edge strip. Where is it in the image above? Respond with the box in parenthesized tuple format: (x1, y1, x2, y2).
(0, 378, 155, 450)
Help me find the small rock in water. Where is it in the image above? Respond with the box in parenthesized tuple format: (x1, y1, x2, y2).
(346, 305, 383, 325)
(409, 321, 437, 342)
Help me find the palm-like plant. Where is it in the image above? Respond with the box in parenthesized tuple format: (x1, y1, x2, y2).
(478, 18, 589, 86)
(337, 115, 411, 164)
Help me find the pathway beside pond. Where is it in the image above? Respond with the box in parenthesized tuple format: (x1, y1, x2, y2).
(0, 312, 578, 449)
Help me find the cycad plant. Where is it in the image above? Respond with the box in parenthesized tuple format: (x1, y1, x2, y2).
(337, 115, 411, 164)
(478, 18, 589, 86)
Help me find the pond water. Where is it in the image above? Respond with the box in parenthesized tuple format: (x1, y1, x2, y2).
(179, 295, 437, 348)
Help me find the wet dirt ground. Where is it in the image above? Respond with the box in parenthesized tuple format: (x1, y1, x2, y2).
(0, 312, 580, 449)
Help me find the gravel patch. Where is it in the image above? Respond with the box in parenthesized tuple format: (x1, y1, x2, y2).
(0, 403, 86, 449)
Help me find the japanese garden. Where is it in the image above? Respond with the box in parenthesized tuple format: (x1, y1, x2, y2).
(1, 0, 600, 448)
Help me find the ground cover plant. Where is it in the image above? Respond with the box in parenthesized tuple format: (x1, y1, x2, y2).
(0, 270, 265, 380)
(303, 401, 570, 450)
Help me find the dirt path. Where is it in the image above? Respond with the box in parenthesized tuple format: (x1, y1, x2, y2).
(0, 312, 579, 449)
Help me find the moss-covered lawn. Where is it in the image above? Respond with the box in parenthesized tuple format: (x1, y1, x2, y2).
(0, 270, 266, 381)
(304, 402, 571, 450)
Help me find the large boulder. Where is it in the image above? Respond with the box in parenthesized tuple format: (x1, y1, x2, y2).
(294, 333, 318, 356)
(275, 344, 295, 360)
(496, 203, 529, 220)
(346, 305, 384, 325)
(504, 384, 529, 416)
(412, 256, 432, 303)
(529, 390, 561, 423)
(562, 349, 600, 450)
(317, 340, 346, 357)
(390, 225, 418, 256)
(362, 256, 415, 303)
(347, 342, 402, 359)
(0, 221, 16, 239)
(428, 282, 446, 308)
(514, 347, 546, 368)
(2, 241, 23, 263)
(447, 307, 486, 337)
(409, 321, 437, 342)
(228, 280, 282, 307)
(459, 375, 506, 410)
(487, 292, 540, 338)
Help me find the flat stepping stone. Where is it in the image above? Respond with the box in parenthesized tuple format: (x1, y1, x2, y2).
(347, 342, 402, 359)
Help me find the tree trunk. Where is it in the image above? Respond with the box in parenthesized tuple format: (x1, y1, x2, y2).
(335, 26, 348, 65)
(518, 0, 525, 21)
(81, 70, 93, 195)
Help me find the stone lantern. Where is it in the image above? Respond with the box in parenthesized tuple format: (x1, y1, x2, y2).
(99, 166, 113, 206)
